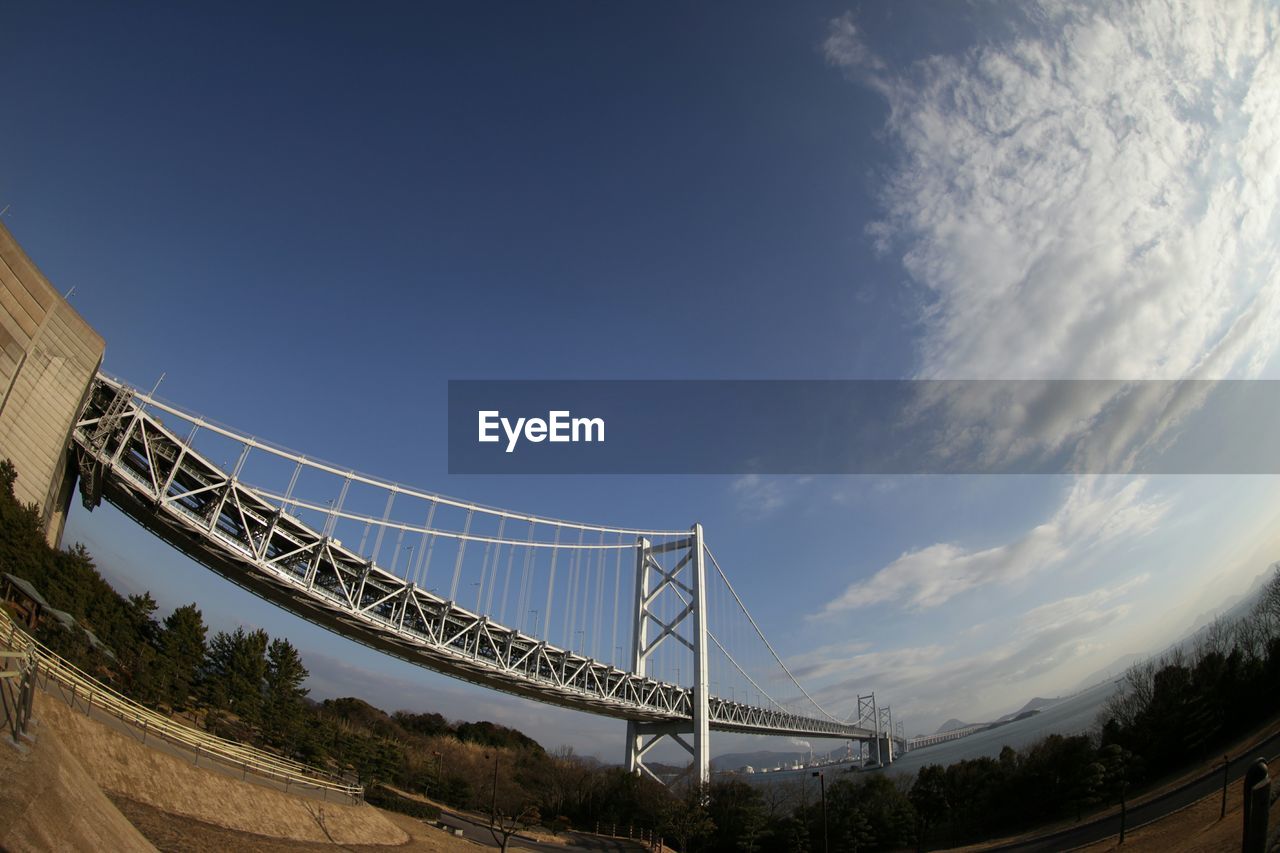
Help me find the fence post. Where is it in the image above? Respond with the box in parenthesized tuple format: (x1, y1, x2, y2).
(1119, 790, 1127, 845)
(23, 661, 36, 723)
(1221, 754, 1230, 820)
(1242, 759, 1270, 853)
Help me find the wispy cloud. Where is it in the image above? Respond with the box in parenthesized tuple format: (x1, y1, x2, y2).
(730, 474, 813, 516)
(1018, 571, 1150, 630)
(822, 12, 884, 74)
(817, 477, 1166, 615)
(827, 1, 1280, 471)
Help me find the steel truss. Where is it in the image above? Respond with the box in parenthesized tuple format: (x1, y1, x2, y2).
(73, 375, 872, 750)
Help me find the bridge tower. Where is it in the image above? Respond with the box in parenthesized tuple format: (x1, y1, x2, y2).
(877, 705, 895, 764)
(857, 692, 878, 763)
(626, 523, 711, 786)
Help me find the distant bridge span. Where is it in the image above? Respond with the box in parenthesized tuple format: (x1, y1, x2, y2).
(71, 374, 881, 783)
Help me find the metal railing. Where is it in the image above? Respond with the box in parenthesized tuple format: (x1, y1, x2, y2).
(0, 605, 362, 800)
(0, 641, 37, 742)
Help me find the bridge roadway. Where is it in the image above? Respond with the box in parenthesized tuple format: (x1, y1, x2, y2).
(73, 374, 871, 743)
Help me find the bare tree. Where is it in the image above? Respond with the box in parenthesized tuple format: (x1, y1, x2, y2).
(484, 751, 543, 853)
(488, 804, 541, 853)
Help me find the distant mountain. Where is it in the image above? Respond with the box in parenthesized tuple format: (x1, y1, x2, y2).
(935, 718, 970, 734)
(1073, 651, 1151, 693)
(1177, 564, 1274, 641)
(994, 697, 1057, 723)
(1072, 563, 1278, 694)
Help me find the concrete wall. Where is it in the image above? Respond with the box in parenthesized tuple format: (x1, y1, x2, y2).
(0, 221, 105, 545)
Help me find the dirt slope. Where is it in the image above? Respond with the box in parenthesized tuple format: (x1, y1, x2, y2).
(110, 795, 487, 852)
(0, 713, 155, 853)
(35, 692, 409, 846)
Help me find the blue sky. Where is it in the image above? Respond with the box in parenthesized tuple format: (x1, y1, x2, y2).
(5, 1, 1280, 759)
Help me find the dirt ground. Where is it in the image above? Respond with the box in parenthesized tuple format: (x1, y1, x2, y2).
(110, 795, 485, 853)
(1074, 787, 1277, 851)
(0, 713, 155, 853)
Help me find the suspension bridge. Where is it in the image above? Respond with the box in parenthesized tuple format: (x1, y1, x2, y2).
(63, 373, 911, 783)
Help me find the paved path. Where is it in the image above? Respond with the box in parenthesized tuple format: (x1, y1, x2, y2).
(435, 808, 646, 851)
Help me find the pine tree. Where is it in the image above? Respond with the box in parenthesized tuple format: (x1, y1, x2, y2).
(204, 626, 268, 726)
(263, 636, 309, 748)
(160, 603, 207, 710)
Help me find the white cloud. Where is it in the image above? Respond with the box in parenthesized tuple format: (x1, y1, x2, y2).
(823, 12, 884, 74)
(730, 474, 813, 516)
(1018, 571, 1150, 630)
(817, 477, 1166, 615)
(828, 0, 1280, 469)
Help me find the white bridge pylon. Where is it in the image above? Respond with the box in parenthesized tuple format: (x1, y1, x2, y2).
(627, 530, 711, 784)
(72, 374, 875, 783)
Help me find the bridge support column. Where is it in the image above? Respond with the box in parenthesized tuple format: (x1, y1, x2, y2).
(877, 705, 895, 764)
(691, 523, 710, 785)
(857, 693, 879, 764)
(625, 524, 710, 787)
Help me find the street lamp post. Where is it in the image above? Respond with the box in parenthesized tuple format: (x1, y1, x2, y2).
(490, 752, 500, 824)
(812, 771, 828, 853)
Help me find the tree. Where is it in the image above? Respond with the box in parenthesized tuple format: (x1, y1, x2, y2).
(204, 626, 268, 726)
(661, 783, 714, 852)
(707, 780, 767, 852)
(1071, 762, 1106, 821)
(126, 592, 160, 645)
(1099, 743, 1136, 807)
(840, 807, 875, 853)
(160, 603, 207, 710)
(263, 637, 309, 747)
(766, 815, 809, 853)
(485, 752, 542, 852)
(909, 763, 948, 840)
